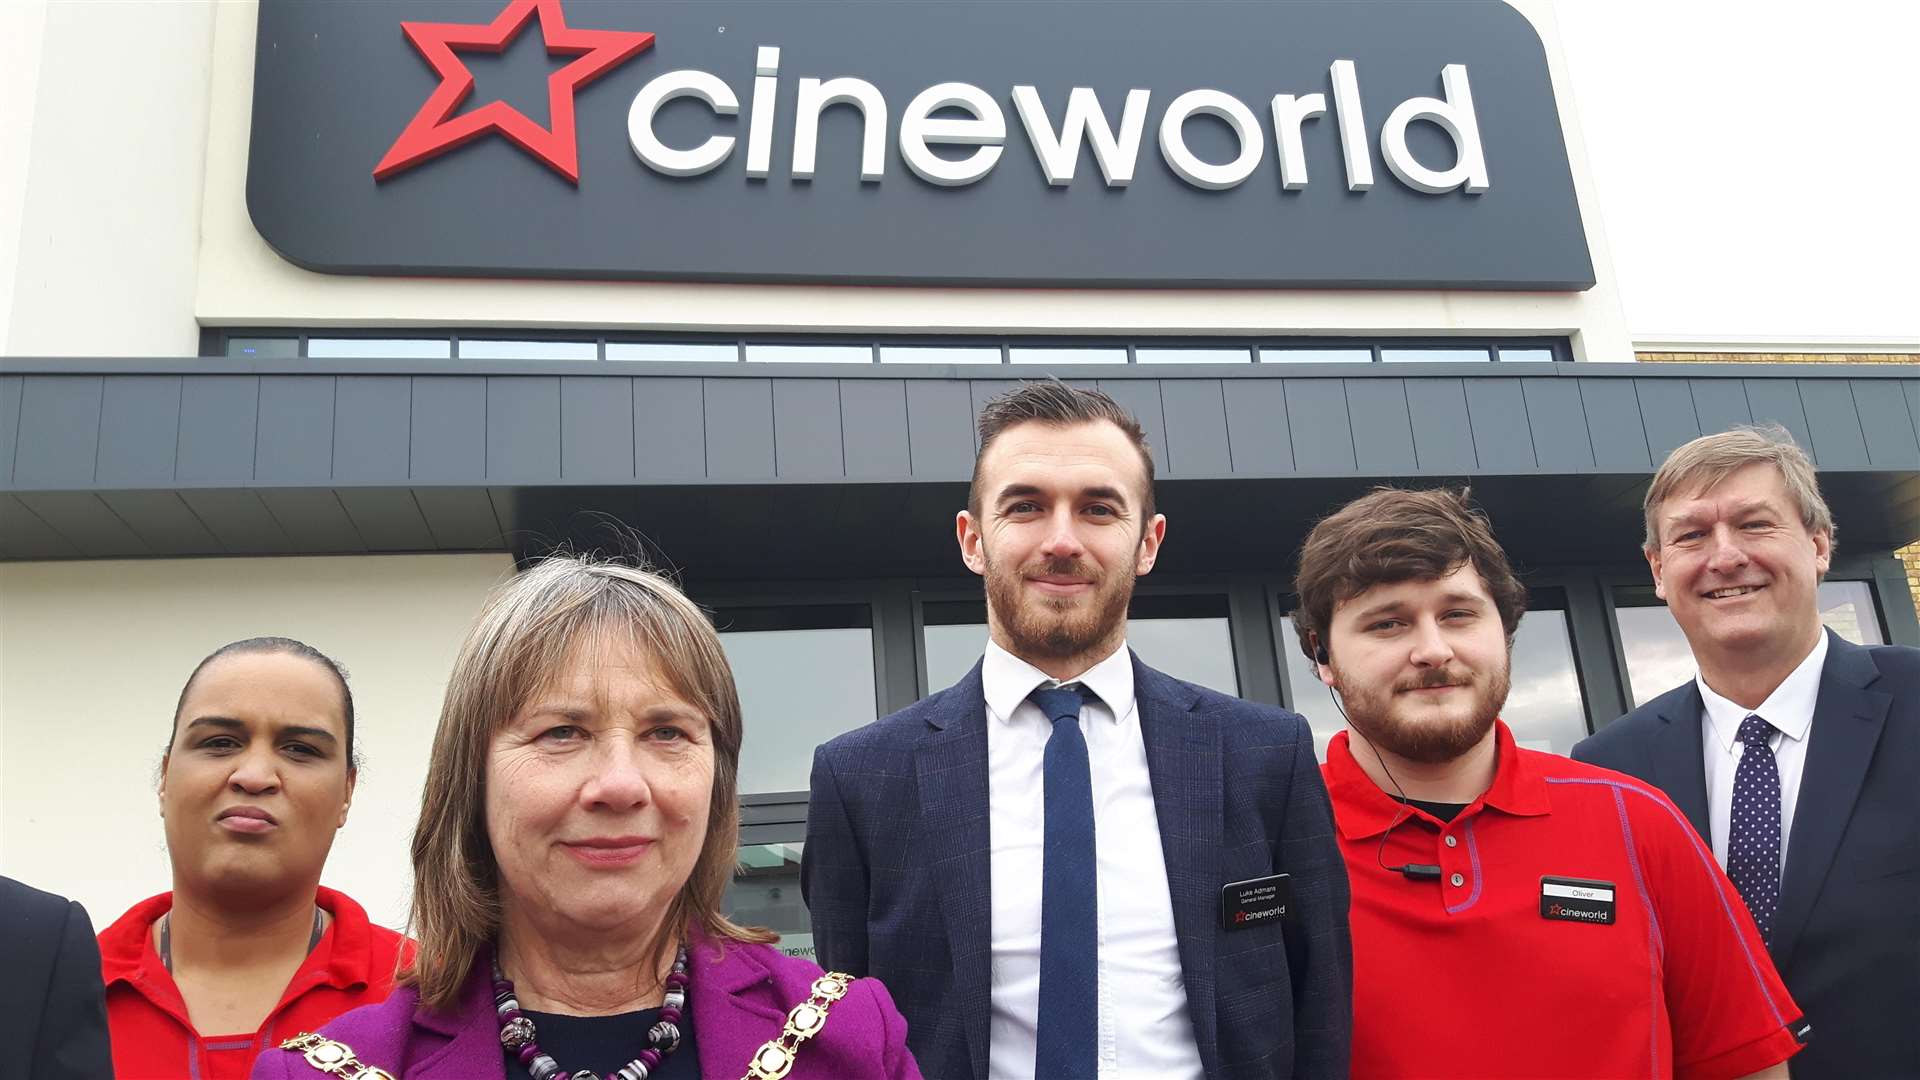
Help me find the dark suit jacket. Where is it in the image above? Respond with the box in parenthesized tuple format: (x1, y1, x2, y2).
(0, 875, 114, 1080)
(1573, 630, 1920, 1080)
(802, 654, 1352, 1080)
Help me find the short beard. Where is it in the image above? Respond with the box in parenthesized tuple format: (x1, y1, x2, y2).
(984, 553, 1135, 664)
(1332, 659, 1510, 765)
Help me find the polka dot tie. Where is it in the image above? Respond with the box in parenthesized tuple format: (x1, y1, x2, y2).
(1727, 714, 1782, 943)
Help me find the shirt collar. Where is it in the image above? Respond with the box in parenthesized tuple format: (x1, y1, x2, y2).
(97, 886, 378, 994)
(1697, 629, 1827, 751)
(1322, 720, 1550, 841)
(982, 637, 1133, 723)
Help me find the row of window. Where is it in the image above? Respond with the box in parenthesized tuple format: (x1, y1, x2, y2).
(720, 579, 1890, 952)
(220, 334, 1565, 365)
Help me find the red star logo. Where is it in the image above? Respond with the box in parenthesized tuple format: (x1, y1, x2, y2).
(375, 0, 653, 183)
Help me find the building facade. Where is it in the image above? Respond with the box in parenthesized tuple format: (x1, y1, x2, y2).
(2, 0, 1916, 954)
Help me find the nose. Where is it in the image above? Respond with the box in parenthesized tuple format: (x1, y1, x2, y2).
(1407, 617, 1456, 668)
(580, 737, 653, 811)
(228, 749, 281, 795)
(1704, 523, 1751, 574)
(1036, 506, 1086, 561)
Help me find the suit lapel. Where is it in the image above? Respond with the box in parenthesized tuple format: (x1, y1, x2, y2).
(1651, 682, 1712, 842)
(1133, 657, 1222, 1079)
(1771, 633, 1891, 972)
(915, 662, 993, 1080)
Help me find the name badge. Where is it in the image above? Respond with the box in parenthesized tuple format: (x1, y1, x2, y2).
(1221, 873, 1292, 931)
(1541, 876, 1616, 925)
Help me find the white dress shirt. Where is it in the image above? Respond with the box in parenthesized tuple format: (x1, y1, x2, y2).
(1698, 631, 1826, 874)
(981, 639, 1204, 1080)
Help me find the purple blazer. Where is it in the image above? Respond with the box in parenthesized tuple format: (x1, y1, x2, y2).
(250, 929, 920, 1080)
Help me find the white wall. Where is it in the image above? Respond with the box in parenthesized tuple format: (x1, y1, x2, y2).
(0, 553, 513, 930)
(2, 0, 214, 357)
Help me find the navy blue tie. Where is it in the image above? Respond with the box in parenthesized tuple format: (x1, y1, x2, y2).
(1727, 714, 1782, 943)
(1031, 684, 1098, 1080)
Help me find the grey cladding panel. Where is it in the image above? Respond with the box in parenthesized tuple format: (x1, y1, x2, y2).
(561, 377, 635, 483)
(1159, 380, 1231, 477)
(1852, 380, 1920, 468)
(14, 376, 102, 487)
(0, 495, 68, 558)
(333, 376, 411, 482)
(1796, 379, 1869, 468)
(634, 378, 705, 480)
(1634, 379, 1701, 462)
(415, 487, 502, 548)
(178, 376, 260, 484)
(487, 377, 562, 483)
(258, 489, 366, 552)
(968, 381, 1022, 454)
(16, 493, 145, 557)
(1284, 381, 1356, 473)
(336, 488, 436, 550)
(256, 376, 336, 484)
(0, 376, 20, 484)
(1578, 380, 1651, 470)
(1522, 380, 1593, 470)
(905, 381, 975, 480)
(704, 379, 775, 479)
(1343, 379, 1416, 474)
(1096, 381, 1167, 474)
(1687, 378, 1751, 436)
(181, 489, 294, 553)
(97, 376, 181, 487)
(411, 377, 485, 482)
(773, 379, 845, 479)
(1222, 379, 1292, 474)
(1742, 380, 1813, 456)
(1405, 379, 1477, 472)
(840, 380, 910, 480)
(99, 492, 222, 555)
(1463, 379, 1537, 471)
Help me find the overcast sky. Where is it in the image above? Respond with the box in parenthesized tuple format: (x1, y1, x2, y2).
(1552, 0, 1919, 342)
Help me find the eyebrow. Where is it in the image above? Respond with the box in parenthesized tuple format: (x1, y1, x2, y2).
(994, 482, 1132, 508)
(1663, 498, 1780, 530)
(183, 716, 339, 746)
(1350, 592, 1488, 621)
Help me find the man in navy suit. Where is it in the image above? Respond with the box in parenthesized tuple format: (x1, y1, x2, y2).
(0, 875, 114, 1080)
(803, 380, 1351, 1080)
(1575, 426, 1920, 1079)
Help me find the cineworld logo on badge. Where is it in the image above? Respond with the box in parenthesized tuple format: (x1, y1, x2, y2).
(374, 0, 1490, 196)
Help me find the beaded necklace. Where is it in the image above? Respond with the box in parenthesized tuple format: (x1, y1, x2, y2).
(492, 945, 690, 1080)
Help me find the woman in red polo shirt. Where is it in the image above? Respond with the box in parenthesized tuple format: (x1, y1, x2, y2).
(97, 637, 410, 1080)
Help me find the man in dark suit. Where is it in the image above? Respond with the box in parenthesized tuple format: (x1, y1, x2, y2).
(803, 380, 1350, 1080)
(1575, 426, 1920, 1079)
(0, 875, 114, 1080)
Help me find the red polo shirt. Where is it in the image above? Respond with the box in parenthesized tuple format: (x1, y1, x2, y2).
(99, 885, 411, 1080)
(1323, 722, 1805, 1080)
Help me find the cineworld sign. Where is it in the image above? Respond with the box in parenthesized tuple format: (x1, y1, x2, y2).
(248, 0, 1595, 289)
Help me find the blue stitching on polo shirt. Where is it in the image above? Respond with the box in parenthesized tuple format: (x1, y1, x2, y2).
(1545, 775, 1788, 1033)
(1606, 784, 1662, 1079)
(1444, 817, 1484, 914)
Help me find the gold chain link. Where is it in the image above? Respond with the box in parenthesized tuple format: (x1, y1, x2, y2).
(277, 1032, 397, 1080)
(740, 971, 854, 1080)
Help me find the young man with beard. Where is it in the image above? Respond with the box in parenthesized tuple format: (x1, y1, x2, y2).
(804, 380, 1352, 1080)
(1293, 487, 1804, 1080)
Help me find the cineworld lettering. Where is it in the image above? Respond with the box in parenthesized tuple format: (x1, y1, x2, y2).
(628, 49, 1489, 195)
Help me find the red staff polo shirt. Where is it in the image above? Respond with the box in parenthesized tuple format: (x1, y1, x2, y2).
(1323, 721, 1806, 1080)
(99, 885, 412, 1080)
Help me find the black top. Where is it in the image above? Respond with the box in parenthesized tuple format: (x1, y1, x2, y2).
(503, 1006, 699, 1080)
(1399, 796, 1470, 823)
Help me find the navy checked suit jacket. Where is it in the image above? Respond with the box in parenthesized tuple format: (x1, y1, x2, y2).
(801, 654, 1353, 1080)
(1574, 631, 1920, 1079)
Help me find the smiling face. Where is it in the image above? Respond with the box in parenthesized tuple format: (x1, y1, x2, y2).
(486, 632, 714, 942)
(160, 651, 355, 903)
(957, 419, 1165, 673)
(1647, 460, 1831, 676)
(1318, 564, 1512, 765)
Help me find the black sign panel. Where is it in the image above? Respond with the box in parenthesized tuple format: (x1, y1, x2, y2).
(247, 0, 1594, 289)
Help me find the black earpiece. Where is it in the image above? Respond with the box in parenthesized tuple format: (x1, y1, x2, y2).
(1315, 643, 1329, 666)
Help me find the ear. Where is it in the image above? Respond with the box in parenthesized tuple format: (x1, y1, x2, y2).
(338, 769, 357, 829)
(1315, 657, 1336, 688)
(157, 752, 170, 816)
(1135, 514, 1167, 576)
(1810, 527, 1833, 577)
(956, 510, 987, 577)
(1645, 544, 1666, 601)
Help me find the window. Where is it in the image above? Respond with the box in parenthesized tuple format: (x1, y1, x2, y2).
(725, 841, 813, 957)
(1378, 347, 1493, 363)
(1277, 604, 1589, 760)
(1135, 348, 1252, 365)
(879, 346, 1003, 365)
(920, 594, 1238, 695)
(1259, 348, 1372, 364)
(1498, 348, 1556, 363)
(225, 337, 299, 358)
(1613, 581, 1885, 707)
(743, 344, 873, 364)
(1009, 347, 1128, 365)
(716, 605, 878, 795)
(306, 338, 452, 359)
(606, 342, 739, 362)
(458, 339, 597, 360)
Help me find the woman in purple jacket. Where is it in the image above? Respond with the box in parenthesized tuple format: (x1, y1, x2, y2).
(254, 556, 919, 1080)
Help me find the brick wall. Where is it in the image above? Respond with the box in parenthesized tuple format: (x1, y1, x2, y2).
(1637, 349, 1920, 624)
